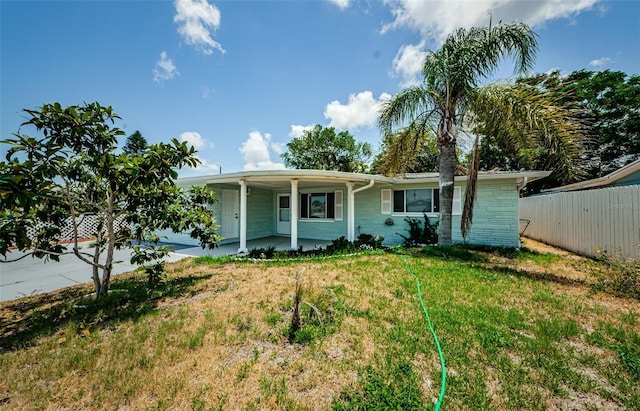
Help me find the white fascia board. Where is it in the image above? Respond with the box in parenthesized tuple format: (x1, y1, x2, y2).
(177, 169, 551, 187)
(391, 171, 551, 185)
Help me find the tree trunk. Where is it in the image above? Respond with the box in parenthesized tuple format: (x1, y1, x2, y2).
(98, 268, 110, 297)
(438, 142, 456, 246)
(91, 240, 102, 295)
(438, 109, 457, 246)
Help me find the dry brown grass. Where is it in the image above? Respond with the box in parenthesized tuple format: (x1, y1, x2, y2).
(1, 246, 639, 410)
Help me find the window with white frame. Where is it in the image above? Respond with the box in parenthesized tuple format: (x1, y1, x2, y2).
(381, 187, 461, 215)
(394, 189, 439, 213)
(300, 191, 343, 220)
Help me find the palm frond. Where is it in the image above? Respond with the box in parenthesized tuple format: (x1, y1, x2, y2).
(378, 86, 438, 137)
(424, 22, 538, 105)
(471, 82, 589, 183)
(461, 135, 480, 239)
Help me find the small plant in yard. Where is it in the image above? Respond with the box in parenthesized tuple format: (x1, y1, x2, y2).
(287, 271, 343, 344)
(592, 247, 640, 300)
(399, 212, 438, 247)
(288, 272, 304, 343)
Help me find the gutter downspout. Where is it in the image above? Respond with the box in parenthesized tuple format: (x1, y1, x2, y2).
(348, 179, 375, 241)
(516, 176, 528, 248)
(517, 176, 528, 193)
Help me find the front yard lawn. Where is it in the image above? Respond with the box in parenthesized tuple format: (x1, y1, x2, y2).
(1, 240, 638, 410)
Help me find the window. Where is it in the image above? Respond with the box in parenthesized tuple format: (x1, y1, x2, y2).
(394, 189, 439, 213)
(382, 187, 461, 215)
(300, 191, 342, 220)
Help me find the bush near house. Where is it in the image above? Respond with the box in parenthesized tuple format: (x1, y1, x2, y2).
(399, 213, 438, 247)
(245, 234, 386, 260)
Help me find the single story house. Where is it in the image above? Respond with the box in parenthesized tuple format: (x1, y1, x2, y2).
(171, 169, 550, 252)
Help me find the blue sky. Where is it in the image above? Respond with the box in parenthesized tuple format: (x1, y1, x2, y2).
(2, 0, 639, 176)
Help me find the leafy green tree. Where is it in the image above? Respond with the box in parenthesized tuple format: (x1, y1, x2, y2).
(523, 69, 639, 179)
(1, 102, 220, 297)
(282, 125, 372, 172)
(379, 22, 585, 242)
(123, 130, 148, 155)
(476, 69, 639, 192)
(371, 126, 440, 175)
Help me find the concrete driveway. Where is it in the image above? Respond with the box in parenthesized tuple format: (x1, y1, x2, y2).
(0, 237, 330, 302)
(0, 242, 199, 302)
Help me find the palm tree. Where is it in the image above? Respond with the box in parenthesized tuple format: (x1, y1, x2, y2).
(379, 22, 583, 245)
(460, 81, 586, 237)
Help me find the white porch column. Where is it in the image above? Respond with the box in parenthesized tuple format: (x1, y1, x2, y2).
(346, 182, 355, 241)
(290, 179, 299, 250)
(238, 180, 248, 253)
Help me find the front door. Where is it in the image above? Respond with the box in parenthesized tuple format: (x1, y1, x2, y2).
(277, 194, 291, 235)
(221, 189, 239, 239)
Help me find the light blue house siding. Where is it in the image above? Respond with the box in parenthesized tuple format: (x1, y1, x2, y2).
(170, 172, 528, 249)
(352, 183, 437, 246)
(246, 188, 274, 240)
(352, 180, 520, 247)
(209, 187, 275, 245)
(298, 218, 348, 241)
(451, 180, 519, 247)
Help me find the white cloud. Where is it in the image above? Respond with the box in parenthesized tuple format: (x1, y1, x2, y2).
(589, 57, 612, 68)
(289, 124, 315, 138)
(324, 91, 392, 130)
(382, 0, 598, 43)
(328, 0, 350, 10)
(174, 0, 224, 55)
(190, 155, 221, 173)
(391, 40, 427, 87)
(239, 130, 286, 171)
(179, 131, 208, 149)
(153, 52, 179, 83)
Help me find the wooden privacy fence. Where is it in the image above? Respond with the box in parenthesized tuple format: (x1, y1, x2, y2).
(519, 185, 640, 259)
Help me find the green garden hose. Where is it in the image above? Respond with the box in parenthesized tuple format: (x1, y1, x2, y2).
(402, 256, 447, 411)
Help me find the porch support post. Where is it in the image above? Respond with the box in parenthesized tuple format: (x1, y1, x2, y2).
(346, 182, 355, 241)
(290, 179, 299, 250)
(238, 179, 248, 253)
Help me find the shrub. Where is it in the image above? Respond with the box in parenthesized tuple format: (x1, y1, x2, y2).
(399, 213, 438, 247)
(326, 236, 356, 254)
(354, 233, 385, 250)
(592, 248, 640, 300)
(247, 246, 276, 259)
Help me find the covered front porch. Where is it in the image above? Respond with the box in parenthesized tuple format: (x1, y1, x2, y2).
(179, 170, 385, 254)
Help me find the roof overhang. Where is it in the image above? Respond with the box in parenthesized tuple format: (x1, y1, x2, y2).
(177, 169, 551, 190)
(543, 159, 640, 193)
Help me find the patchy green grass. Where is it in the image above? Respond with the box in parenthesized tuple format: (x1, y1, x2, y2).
(1, 245, 638, 410)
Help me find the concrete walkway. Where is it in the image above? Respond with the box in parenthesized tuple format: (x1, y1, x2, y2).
(0, 237, 330, 302)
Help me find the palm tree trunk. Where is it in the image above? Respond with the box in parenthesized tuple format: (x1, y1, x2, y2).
(438, 142, 456, 246)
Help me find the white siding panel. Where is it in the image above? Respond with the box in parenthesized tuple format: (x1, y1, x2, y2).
(520, 185, 640, 259)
